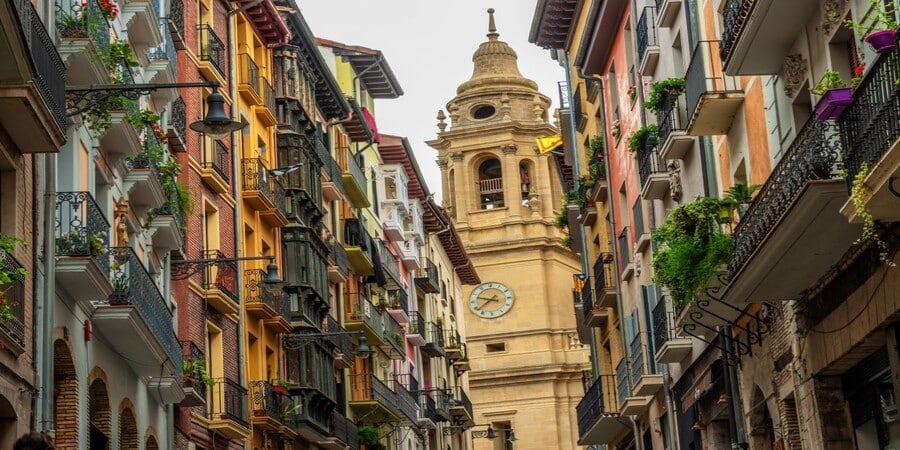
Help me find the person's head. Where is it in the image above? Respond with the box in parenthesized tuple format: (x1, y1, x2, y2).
(13, 433, 55, 450)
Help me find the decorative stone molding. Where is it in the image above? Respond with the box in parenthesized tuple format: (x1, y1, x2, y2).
(436, 158, 448, 169)
(667, 160, 683, 202)
(436, 110, 447, 132)
(781, 54, 808, 99)
(822, 0, 849, 36)
(501, 144, 518, 154)
(449, 152, 464, 162)
(500, 93, 511, 120)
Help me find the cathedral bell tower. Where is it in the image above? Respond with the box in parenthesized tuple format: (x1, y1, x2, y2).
(426, 9, 589, 450)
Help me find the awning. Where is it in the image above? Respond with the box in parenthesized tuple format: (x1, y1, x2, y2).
(237, 0, 289, 46)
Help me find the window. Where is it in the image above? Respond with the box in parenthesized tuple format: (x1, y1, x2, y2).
(486, 343, 506, 353)
(478, 158, 504, 209)
(472, 104, 496, 120)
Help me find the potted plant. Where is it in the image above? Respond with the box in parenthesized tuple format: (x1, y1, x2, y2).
(810, 70, 853, 120)
(108, 276, 130, 304)
(182, 359, 215, 389)
(844, 0, 898, 53)
(358, 425, 387, 450)
(272, 379, 289, 395)
(643, 77, 685, 113)
(0, 234, 27, 321)
(723, 182, 762, 218)
(628, 124, 659, 152)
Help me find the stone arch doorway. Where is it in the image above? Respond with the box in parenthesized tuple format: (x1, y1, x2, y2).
(144, 430, 159, 450)
(0, 392, 17, 448)
(477, 157, 504, 209)
(88, 376, 111, 450)
(53, 339, 78, 449)
(748, 386, 776, 450)
(118, 400, 138, 449)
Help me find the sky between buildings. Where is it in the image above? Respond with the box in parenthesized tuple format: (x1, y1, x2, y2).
(298, 0, 565, 204)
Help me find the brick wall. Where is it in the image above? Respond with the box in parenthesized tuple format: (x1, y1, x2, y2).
(118, 398, 138, 449)
(88, 369, 111, 448)
(52, 339, 78, 449)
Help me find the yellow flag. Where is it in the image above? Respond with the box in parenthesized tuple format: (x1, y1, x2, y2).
(536, 135, 563, 154)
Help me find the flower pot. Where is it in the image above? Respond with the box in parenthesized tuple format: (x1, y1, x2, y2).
(272, 385, 287, 395)
(814, 87, 853, 121)
(864, 30, 897, 54)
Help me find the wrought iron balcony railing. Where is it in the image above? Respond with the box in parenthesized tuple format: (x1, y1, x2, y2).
(208, 377, 249, 427)
(414, 258, 440, 293)
(238, 53, 261, 100)
(0, 250, 26, 349)
(244, 268, 289, 318)
(651, 298, 673, 356)
(327, 238, 350, 278)
(197, 24, 226, 79)
(617, 227, 631, 270)
(349, 373, 398, 410)
(616, 359, 631, 401)
(394, 378, 419, 423)
(728, 119, 842, 280)
(22, 0, 66, 130)
(719, 0, 754, 66)
(382, 312, 405, 356)
(166, 0, 184, 46)
(330, 411, 358, 448)
(636, 137, 665, 189)
(242, 157, 273, 201)
(657, 92, 687, 145)
(408, 310, 425, 336)
(420, 388, 439, 422)
(636, 6, 658, 65)
(341, 147, 367, 194)
(250, 380, 286, 425)
(447, 386, 473, 418)
(576, 375, 618, 437)
(325, 315, 355, 359)
(202, 250, 239, 302)
(108, 247, 181, 370)
(262, 77, 276, 117)
(56, 0, 110, 55)
(181, 340, 207, 399)
(202, 138, 230, 183)
(167, 97, 187, 151)
(839, 48, 900, 187)
(629, 335, 647, 387)
(592, 252, 615, 295)
(345, 290, 383, 334)
(55, 192, 110, 272)
(343, 218, 371, 250)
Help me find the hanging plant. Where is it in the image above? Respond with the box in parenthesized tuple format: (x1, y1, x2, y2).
(0, 235, 27, 321)
(850, 163, 895, 266)
(643, 78, 685, 113)
(628, 124, 659, 152)
(652, 197, 734, 308)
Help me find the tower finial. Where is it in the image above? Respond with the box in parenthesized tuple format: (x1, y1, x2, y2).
(487, 8, 499, 40)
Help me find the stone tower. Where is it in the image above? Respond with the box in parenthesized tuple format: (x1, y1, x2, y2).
(426, 9, 589, 449)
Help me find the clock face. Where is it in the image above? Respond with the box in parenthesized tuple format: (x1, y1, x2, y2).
(469, 282, 514, 318)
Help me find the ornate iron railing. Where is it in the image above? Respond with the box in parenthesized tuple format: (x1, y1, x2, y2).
(651, 298, 671, 355)
(415, 258, 440, 293)
(393, 378, 419, 423)
(244, 268, 288, 318)
(327, 238, 350, 278)
(345, 289, 382, 334)
(22, 0, 65, 130)
(331, 411, 358, 448)
(637, 136, 665, 188)
(181, 340, 207, 399)
(839, 48, 900, 187)
(202, 139, 230, 183)
(657, 92, 687, 145)
(202, 250, 239, 302)
(629, 335, 646, 386)
(168, 97, 186, 149)
(382, 312, 405, 356)
(326, 155, 346, 194)
(719, 0, 754, 65)
(419, 389, 438, 422)
(108, 247, 181, 375)
(576, 374, 618, 437)
(425, 321, 445, 353)
(349, 373, 398, 409)
(250, 380, 284, 424)
(0, 250, 26, 348)
(197, 24, 226, 79)
(616, 359, 631, 400)
(637, 6, 657, 65)
(55, 0, 110, 56)
(408, 310, 425, 336)
(341, 147, 367, 193)
(580, 277, 595, 316)
(378, 240, 403, 287)
(242, 158, 273, 201)
(448, 386, 473, 418)
(238, 53, 261, 99)
(209, 377, 248, 427)
(727, 119, 842, 280)
(167, 0, 184, 43)
(55, 192, 110, 274)
(153, 188, 186, 240)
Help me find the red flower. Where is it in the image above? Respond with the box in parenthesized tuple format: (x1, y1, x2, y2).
(854, 65, 865, 77)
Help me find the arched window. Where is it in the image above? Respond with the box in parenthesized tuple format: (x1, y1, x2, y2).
(477, 158, 504, 209)
(519, 161, 532, 200)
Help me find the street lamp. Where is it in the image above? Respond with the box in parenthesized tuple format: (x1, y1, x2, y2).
(65, 81, 246, 139)
(170, 254, 280, 283)
(282, 331, 374, 357)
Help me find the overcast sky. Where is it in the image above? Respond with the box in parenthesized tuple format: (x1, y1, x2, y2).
(298, 1, 565, 204)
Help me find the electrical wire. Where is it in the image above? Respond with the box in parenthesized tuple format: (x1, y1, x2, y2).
(808, 264, 890, 334)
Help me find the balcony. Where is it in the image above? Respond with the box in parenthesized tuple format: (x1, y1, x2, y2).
(200, 138, 230, 194)
(447, 386, 474, 426)
(165, 0, 185, 50)
(685, 41, 744, 136)
(0, 0, 65, 152)
(398, 236, 421, 270)
(180, 341, 206, 407)
(284, 393, 335, 443)
(394, 377, 419, 425)
(325, 316, 354, 369)
(378, 165, 410, 241)
(339, 148, 370, 208)
(207, 377, 250, 440)
(197, 24, 227, 84)
(256, 77, 277, 127)
(284, 338, 337, 402)
(166, 97, 187, 152)
(326, 239, 350, 283)
(148, 189, 185, 251)
(406, 311, 426, 346)
(276, 134, 324, 221)
(100, 100, 142, 161)
(343, 218, 374, 276)
(119, 0, 162, 49)
(349, 373, 401, 424)
(725, 118, 856, 305)
(200, 250, 240, 316)
(576, 375, 626, 445)
(0, 250, 26, 354)
(637, 7, 659, 76)
(418, 389, 439, 428)
(580, 281, 609, 328)
(654, 0, 680, 27)
(421, 322, 445, 358)
(56, 0, 110, 85)
(592, 253, 617, 309)
(237, 53, 262, 105)
(652, 297, 692, 363)
(377, 241, 404, 292)
(415, 258, 440, 294)
(343, 290, 385, 347)
(243, 158, 288, 226)
(145, 38, 178, 100)
(719, 0, 819, 75)
(452, 343, 470, 375)
(322, 156, 346, 202)
(379, 312, 406, 360)
(55, 192, 112, 304)
(282, 227, 330, 325)
(839, 50, 900, 223)
(317, 411, 358, 450)
(387, 290, 409, 325)
(380, 203, 406, 243)
(629, 336, 663, 396)
(656, 92, 694, 160)
(444, 328, 463, 362)
(123, 152, 166, 210)
(244, 269, 291, 332)
(249, 380, 288, 431)
(637, 138, 668, 200)
(93, 247, 181, 381)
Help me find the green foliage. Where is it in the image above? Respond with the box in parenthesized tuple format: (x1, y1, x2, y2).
(103, 40, 140, 77)
(183, 359, 216, 387)
(652, 197, 734, 308)
(643, 78, 685, 113)
(851, 163, 895, 267)
(56, 231, 105, 257)
(130, 109, 160, 127)
(587, 135, 606, 182)
(0, 235, 27, 321)
(555, 210, 568, 230)
(358, 425, 380, 445)
(810, 70, 847, 95)
(844, 0, 898, 35)
(628, 124, 659, 152)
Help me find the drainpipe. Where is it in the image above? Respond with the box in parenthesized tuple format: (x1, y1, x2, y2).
(36, 151, 57, 433)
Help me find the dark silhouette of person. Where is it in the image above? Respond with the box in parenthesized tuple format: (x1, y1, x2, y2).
(13, 433, 55, 450)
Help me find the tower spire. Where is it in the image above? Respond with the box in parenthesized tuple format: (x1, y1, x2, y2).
(487, 8, 499, 41)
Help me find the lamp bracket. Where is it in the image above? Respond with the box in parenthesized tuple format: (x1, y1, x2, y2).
(170, 255, 273, 280)
(65, 82, 220, 117)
